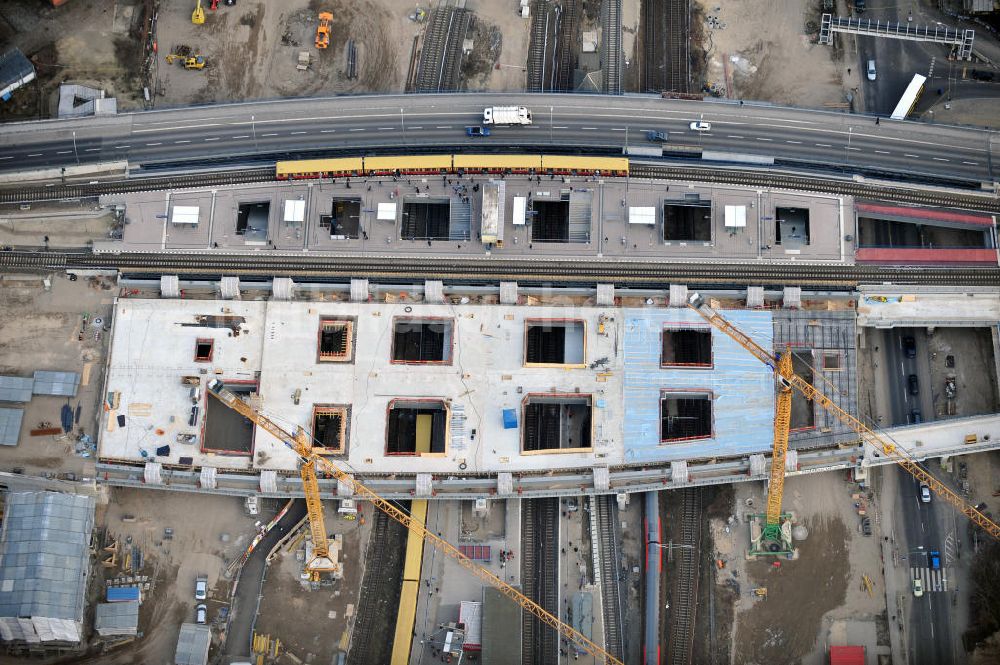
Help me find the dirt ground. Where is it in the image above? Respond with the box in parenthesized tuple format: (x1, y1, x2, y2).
(717, 470, 888, 664)
(926, 327, 1000, 420)
(694, 0, 847, 107)
(253, 510, 372, 664)
(0, 273, 117, 479)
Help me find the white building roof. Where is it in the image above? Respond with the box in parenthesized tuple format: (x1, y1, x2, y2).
(171, 206, 200, 225)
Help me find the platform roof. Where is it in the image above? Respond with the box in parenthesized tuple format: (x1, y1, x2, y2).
(32, 370, 79, 397)
(855, 202, 994, 230)
(0, 492, 95, 643)
(0, 408, 23, 446)
(0, 376, 33, 403)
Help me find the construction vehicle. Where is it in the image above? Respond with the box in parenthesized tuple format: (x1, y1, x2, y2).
(205, 380, 621, 664)
(687, 293, 1000, 541)
(165, 54, 207, 70)
(192, 0, 205, 24)
(315, 12, 333, 50)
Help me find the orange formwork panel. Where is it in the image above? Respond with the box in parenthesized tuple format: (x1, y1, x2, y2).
(275, 158, 364, 180)
(541, 155, 629, 176)
(453, 154, 543, 173)
(363, 155, 453, 175)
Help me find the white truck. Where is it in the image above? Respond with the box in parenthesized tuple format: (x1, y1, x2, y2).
(483, 106, 532, 126)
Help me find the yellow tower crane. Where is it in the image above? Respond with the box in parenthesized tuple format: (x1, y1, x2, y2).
(206, 379, 622, 665)
(687, 293, 1000, 540)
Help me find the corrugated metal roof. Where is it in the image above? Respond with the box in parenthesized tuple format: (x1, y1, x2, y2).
(95, 601, 139, 636)
(0, 49, 35, 98)
(32, 371, 80, 397)
(0, 376, 33, 403)
(0, 408, 23, 446)
(175, 623, 211, 665)
(623, 308, 775, 463)
(0, 492, 95, 640)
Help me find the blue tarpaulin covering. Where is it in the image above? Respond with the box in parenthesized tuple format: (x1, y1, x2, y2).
(106, 586, 141, 603)
(502, 408, 518, 429)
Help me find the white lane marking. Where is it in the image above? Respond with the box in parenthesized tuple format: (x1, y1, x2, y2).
(728, 135, 744, 139)
(291, 131, 308, 135)
(320, 129, 337, 133)
(56, 150, 73, 155)
(581, 127, 598, 130)
(756, 137, 773, 142)
(875, 150, 890, 154)
(611, 128, 626, 132)
(204, 137, 220, 142)
(377, 127, 394, 131)
(84, 148, 101, 152)
(846, 146, 861, 151)
(0, 156, 12, 160)
(232, 135, 250, 139)
(408, 126, 422, 130)
(133, 123, 222, 133)
(27, 153, 43, 157)
(261, 133, 279, 137)
(785, 140, 802, 144)
(904, 153, 919, 158)
(815, 143, 832, 147)
(146, 142, 162, 146)
(962, 161, 978, 165)
(435, 126, 451, 129)
(932, 157, 949, 162)
(175, 140, 191, 144)
(114, 145, 130, 149)
(553, 125, 568, 129)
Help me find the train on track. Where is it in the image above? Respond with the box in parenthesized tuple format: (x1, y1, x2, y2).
(275, 154, 630, 180)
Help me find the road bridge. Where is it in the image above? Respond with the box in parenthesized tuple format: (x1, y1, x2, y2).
(0, 94, 996, 187)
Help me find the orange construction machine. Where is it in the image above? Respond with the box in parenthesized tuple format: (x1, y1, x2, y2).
(315, 12, 333, 49)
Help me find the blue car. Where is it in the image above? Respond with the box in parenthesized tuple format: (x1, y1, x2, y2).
(466, 126, 490, 137)
(929, 550, 941, 569)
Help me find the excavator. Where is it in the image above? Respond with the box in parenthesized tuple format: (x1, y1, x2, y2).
(315, 12, 333, 50)
(165, 54, 207, 70)
(205, 379, 622, 664)
(191, 0, 205, 25)
(687, 292, 1000, 541)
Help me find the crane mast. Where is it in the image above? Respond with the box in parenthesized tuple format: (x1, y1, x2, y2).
(687, 293, 1000, 541)
(206, 379, 622, 665)
(757, 349, 794, 553)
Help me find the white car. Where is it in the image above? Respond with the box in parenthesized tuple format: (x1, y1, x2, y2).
(920, 484, 931, 503)
(867, 59, 877, 81)
(912, 578, 923, 597)
(195, 604, 207, 624)
(689, 121, 712, 132)
(194, 576, 207, 601)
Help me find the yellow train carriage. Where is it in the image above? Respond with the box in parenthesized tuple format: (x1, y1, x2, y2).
(390, 498, 428, 665)
(363, 155, 454, 176)
(541, 155, 629, 176)
(453, 154, 543, 174)
(275, 157, 364, 180)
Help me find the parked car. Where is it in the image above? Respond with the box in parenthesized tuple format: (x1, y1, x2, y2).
(903, 335, 917, 359)
(867, 59, 877, 81)
(929, 550, 941, 569)
(920, 483, 932, 503)
(465, 125, 491, 137)
(647, 130, 669, 142)
(912, 578, 923, 597)
(908, 374, 920, 396)
(689, 121, 711, 132)
(195, 604, 207, 624)
(194, 576, 208, 601)
(970, 70, 995, 82)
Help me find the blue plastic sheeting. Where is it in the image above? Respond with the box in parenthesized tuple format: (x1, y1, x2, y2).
(502, 408, 518, 429)
(106, 586, 141, 603)
(622, 308, 775, 463)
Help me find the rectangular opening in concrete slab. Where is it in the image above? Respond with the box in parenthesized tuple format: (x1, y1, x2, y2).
(204, 382, 256, 455)
(776, 207, 810, 248)
(522, 394, 593, 453)
(386, 399, 449, 455)
(661, 328, 712, 367)
(320, 198, 362, 239)
(660, 391, 712, 442)
(821, 352, 842, 371)
(391, 318, 453, 364)
(790, 352, 815, 430)
(530, 200, 571, 242)
(401, 199, 451, 240)
(194, 339, 214, 362)
(524, 320, 585, 366)
(663, 201, 712, 242)
(236, 201, 270, 244)
(318, 318, 355, 363)
(857, 218, 991, 248)
(312, 405, 349, 454)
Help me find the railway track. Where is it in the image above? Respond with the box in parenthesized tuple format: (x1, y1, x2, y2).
(347, 508, 408, 665)
(664, 0, 689, 93)
(522, 497, 560, 665)
(3, 250, 999, 286)
(666, 488, 702, 665)
(526, 1, 550, 91)
(553, 0, 580, 91)
(602, 0, 623, 94)
(594, 496, 625, 662)
(414, 5, 470, 92)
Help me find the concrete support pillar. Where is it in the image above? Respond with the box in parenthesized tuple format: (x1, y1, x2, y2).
(785, 449, 799, 472)
(336, 474, 356, 497)
(143, 462, 162, 485)
(749, 453, 767, 477)
(499, 281, 518, 305)
(199, 466, 217, 490)
(259, 470, 277, 493)
(415, 473, 434, 497)
(783, 286, 802, 309)
(670, 460, 688, 484)
(746, 286, 765, 308)
(160, 275, 180, 298)
(669, 284, 688, 307)
(424, 280, 445, 303)
(593, 466, 610, 492)
(272, 277, 295, 301)
(350, 279, 369, 302)
(497, 472, 514, 496)
(596, 283, 615, 307)
(219, 276, 240, 300)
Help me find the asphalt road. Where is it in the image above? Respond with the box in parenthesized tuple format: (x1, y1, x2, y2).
(223, 499, 307, 661)
(883, 328, 934, 427)
(897, 467, 957, 665)
(0, 93, 997, 185)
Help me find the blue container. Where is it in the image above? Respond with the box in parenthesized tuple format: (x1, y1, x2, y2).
(502, 409, 518, 429)
(107, 586, 141, 602)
